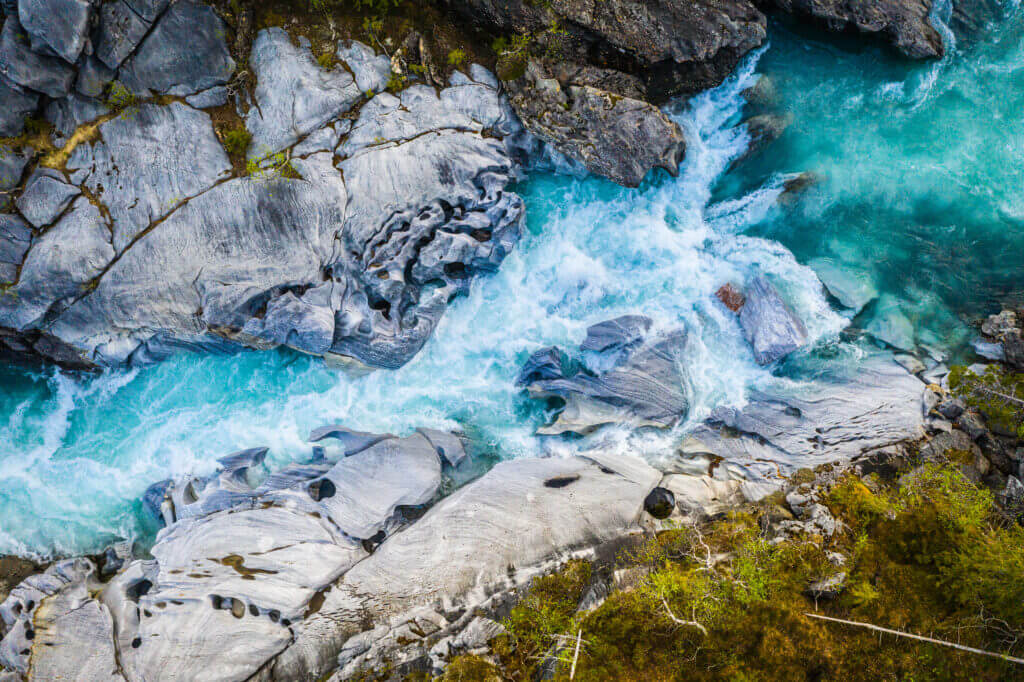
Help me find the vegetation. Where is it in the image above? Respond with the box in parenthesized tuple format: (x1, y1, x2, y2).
(245, 148, 300, 180)
(467, 460, 1024, 681)
(221, 127, 252, 159)
(105, 81, 137, 111)
(949, 364, 1024, 438)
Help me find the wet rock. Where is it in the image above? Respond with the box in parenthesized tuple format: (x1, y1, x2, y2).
(0, 213, 31, 283)
(981, 309, 1017, 337)
(521, 324, 689, 435)
(119, 0, 234, 96)
(579, 314, 652, 353)
(716, 283, 746, 312)
(0, 17, 76, 97)
(18, 0, 93, 64)
(738, 275, 807, 364)
(0, 75, 40, 137)
(808, 258, 878, 313)
(644, 486, 676, 519)
(894, 353, 925, 375)
(736, 112, 791, 164)
(741, 74, 777, 110)
(760, 0, 944, 59)
(866, 294, 915, 351)
(15, 168, 80, 228)
(504, 59, 685, 187)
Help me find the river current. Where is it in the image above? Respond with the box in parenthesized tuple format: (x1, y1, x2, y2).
(2, 9, 1023, 557)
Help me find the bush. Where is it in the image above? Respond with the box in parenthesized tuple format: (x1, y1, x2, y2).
(316, 52, 335, 69)
(948, 364, 1024, 437)
(105, 81, 136, 111)
(221, 127, 251, 158)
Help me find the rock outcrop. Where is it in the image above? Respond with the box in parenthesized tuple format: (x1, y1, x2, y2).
(518, 316, 690, 435)
(0, 20, 525, 371)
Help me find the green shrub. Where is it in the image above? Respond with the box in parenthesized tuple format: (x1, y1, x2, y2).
(316, 52, 335, 69)
(447, 48, 467, 67)
(948, 364, 1024, 437)
(221, 127, 251, 158)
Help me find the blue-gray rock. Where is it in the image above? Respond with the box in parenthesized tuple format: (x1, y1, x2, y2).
(0, 196, 114, 330)
(335, 39, 391, 93)
(119, 0, 234, 96)
(738, 276, 808, 364)
(184, 85, 228, 109)
(0, 144, 30, 192)
(18, 0, 93, 63)
(807, 257, 878, 313)
(308, 425, 393, 453)
(0, 213, 31, 282)
(580, 314, 652, 353)
(45, 92, 109, 145)
(516, 346, 568, 385)
(95, 0, 151, 69)
(0, 17, 76, 97)
(15, 167, 80, 228)
(124, 0, 168, 22)
(0, 73, 39, 136)
(246, 28, 363, 157)
(66, 102, 231, 252)
(523, 325, 690, 434)
(74, 54, 115, 98)
(866, 294, 915, 351)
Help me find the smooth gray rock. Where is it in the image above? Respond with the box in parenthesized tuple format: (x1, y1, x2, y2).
(95, 0, 151, 69)
(808, 258, 878, 313)
(738, 276, 808, 364)
(119, 0, 234, 96)
(866, 294, 915, 351)
(0, 213, 31, 282)
(0, 197, 113, 331)
(18, 0, 93, 64)
(307, 425, 393, 453)
(67, 102, 231, 252)
(75, 55, 115, 98)
(15, 168, 80, 228)
(416, 427, 468, 468)
(522, 325, 690, 435)
(580, 314, 652, 353)
(185, 85, 228, 109)
(247, 28, 363, 157)
(505, 59, 685, 187)
(0, 17, 76, 97)
(0, 74, 39, 136)
(335, 39, 391, 93)
(0, 144, 30, 192)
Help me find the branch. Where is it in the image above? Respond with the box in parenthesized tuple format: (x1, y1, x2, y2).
(569, 628, 582, 680)
(805, 613, 1024, 665)
(662, 598, 707, 636)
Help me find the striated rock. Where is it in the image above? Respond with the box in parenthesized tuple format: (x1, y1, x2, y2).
(759, 0, 944, 58)
(580, 314, 652, 354)
(520, 319, 689, 435)
(0, 214, 31, 283)
(95, 0, 152, 70)
(738, 276, 807, 364)
(17, 0, 93, 64)
(0, 17, 76, 97)
(119, 0, 234, 96)
(504, 59, 684, 187)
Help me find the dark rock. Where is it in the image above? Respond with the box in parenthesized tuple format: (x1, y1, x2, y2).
(0, 17, 76, 97)
(504, 59, 685, 187)
(951, 0, 1004, 36)
(936, 398, 965, 420)
(75, 55, 115, 98)
(18, 0, 93, 64)
(0, 144, 30, 193)
(548, 62, 649, 101)
(716, 283, 746, 312)
(738, 276, 807, 364)
(736, 112, 791, 164)
(981, 309, 1017, 338)
(580, 314, 652, 354)
(0, 74, 39, 136)
(95, 0, 151, 69)
(119, 0, 235, 96)
(1003, 329, 1024, 372)
(44, 92, 109, 144)
(124, 0, 169, 23)
(759, 0, 944, 58)
(643, 486, 676, 518)
(0, 213, 31, 283)
(741, 74, 777, 111)
(955, 409, 989, 442)
(516, 346, 568, 386)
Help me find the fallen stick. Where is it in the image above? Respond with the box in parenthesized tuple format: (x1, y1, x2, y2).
(569, 628, 582, 680)
(804, 613, 1024, 665)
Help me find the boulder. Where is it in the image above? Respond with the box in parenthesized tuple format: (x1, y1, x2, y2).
(335, 40, 391, 93)
(808, 258, 878, 313)
(504, 59, 685, 187)
(0, 17, 76, 97)
(520, 320, 689, 434)
(0, 213, 31, 283)
(866, 294, 915, 351)
(95, 0, 151, 69)
(738, 276, 807, 364)
(119, 0, 234, 96)
(17, 0, 93, 64)
(758, 0, 944, 58)
(716, 283, 746, 312)
(0, 75, 40, 136)
(14, 167, 80, 228)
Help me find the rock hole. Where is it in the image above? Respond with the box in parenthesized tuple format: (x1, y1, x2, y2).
(131, 638, 141, 649)
(249, 604, 259, 617)
(784, 406, 802, 417)
(268, 609, 280, 623)
(443, 262, 469, 279)
(210, 595, 223, 610)
(24, 627, 34, 641)
(25, 599, 34, 611)
(544, 475, 579, 489)
(126, 579, 152, 602)
(308, 478, 336, 501)
(470, 228, 491, 242)
(281, 618, 291, 627)
(369, 297, 391, 320)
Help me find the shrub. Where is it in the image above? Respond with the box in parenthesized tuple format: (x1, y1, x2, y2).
(221, 127, 251, 158)
(316, 52, 334, 69)
(948, 364, 1024, 437)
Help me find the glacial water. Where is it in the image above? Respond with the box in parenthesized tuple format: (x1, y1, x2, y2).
(3, 9, 1024, 558)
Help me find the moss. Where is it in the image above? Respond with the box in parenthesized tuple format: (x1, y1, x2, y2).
(221, 127, 252, 159)
(105, 81, 137, 111)
(949, 364, 1024, 438)
(316, 51, 335, 69)
(447, 48, 467, 67)
(437, 655, 501, 680)
(827, 475, 890, 531)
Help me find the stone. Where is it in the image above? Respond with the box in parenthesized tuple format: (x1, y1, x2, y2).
(936, 398, 965, 420)
(67, 102, 232, 252)
(981, 309, 1017, 337)
(247, 28, 363, 157)
(661, 474, 745, 518)
(18, 0, 93, 64)
(893, 353, 925, 375)
(335, 40, 391, 93)
(0, 144, 30, 193)
(0, 17, 76, 97)
(804, 572, 846, 600)
(866, 294, 915, 351)
(738, 275, 808, 364)
(0, 213, 31, 283)
(1002, 329, 1024, 372)
(185, 85, 228, 109)
(44, 93, 109, 145)
(308, 425, 393, 452)
(15, 168, 80, 228)
(955, 409, 989, 441)
(735, 112, 791, 164)
(504, 59, 685, 187)
(644, 486, 676, 519)
(95, 0, 151, 69)
(716, 283, 746, 312)
(521, 326, 690, 435)
(808, 258, 878, 313)
(74, 55, 115, 99)
(0, 197, 114, 331)
(580, 314, 652, 354)
(0, 75, 39, 136)
(124, 0, 169, 22)
(119, 0, 234, 96)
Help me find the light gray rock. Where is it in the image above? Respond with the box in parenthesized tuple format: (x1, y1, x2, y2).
(335, 39, 391, 93)
(95, 0, 151, 69)
(0, 17, 76, 97)
(0, 213, 31, 282)
(18, 0, 93, 64)
(808, 257, 878, 313)
(738, 276, 808, 364)
(307, 425, 393, 452)
(247, 28, 362, 157)
(67, 102, 232, 252)
(119, 0, 234, 96)
(185, 85, 228, 109)
(520, 325, 689, 435)
(15, 168, 80, 227)
(0, 197, 113, 331)
(0, 74, 39, 136)
(866, 294, 915, 351)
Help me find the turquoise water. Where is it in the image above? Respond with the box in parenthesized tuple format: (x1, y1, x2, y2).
(3, 9, 1024, 557)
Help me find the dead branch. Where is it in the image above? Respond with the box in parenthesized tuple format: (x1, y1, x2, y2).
(662, 598, 708, 636)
